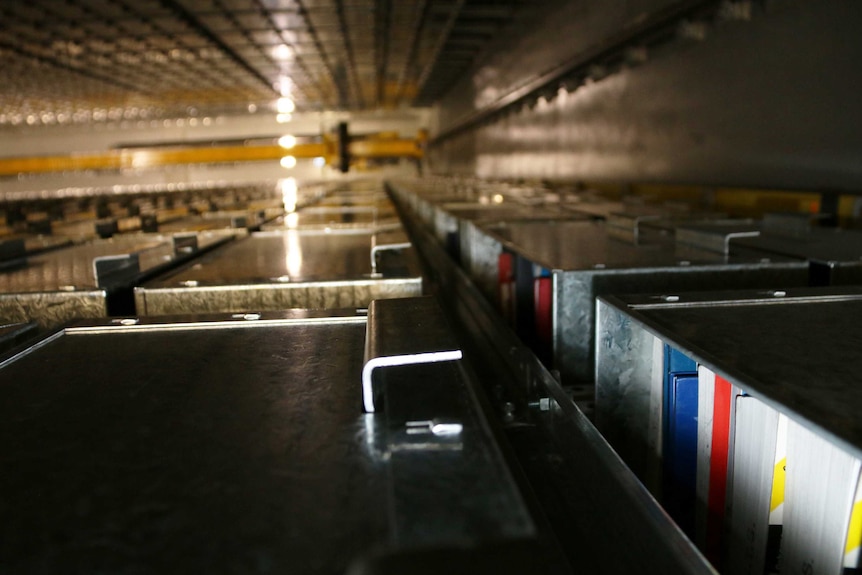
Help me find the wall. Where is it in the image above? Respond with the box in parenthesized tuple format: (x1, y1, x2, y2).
(430, 0, 862, 192)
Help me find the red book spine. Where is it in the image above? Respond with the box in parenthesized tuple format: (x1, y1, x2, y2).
(534, 276, 553, 348)
(707, 375, 732, 565)
(498, 253, 514, 324)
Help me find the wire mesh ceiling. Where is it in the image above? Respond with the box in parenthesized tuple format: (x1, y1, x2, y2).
(0, 0, 521, 128)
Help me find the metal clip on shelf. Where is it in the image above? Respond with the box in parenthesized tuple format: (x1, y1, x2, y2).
(369, 234, 412, 276)
(361, 297, 463, 413)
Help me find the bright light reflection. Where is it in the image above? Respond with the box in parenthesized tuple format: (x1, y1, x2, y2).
(281, 177, 297, 212)
(272, 44, 293, 61)
(284, 229, 303, 278)
(278, 134, 297, 149)
(276, 113, 292, 124)
(285, 212, 300, 228)
(312, 156, 326, 168)
(280, 155, 297, 169)
(492, 194, 504, 204)
(277, 76, 294, 96)
(277, 97, 295, 113)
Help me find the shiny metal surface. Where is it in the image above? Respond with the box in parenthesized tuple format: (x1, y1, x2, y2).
(596, 286, 862, 464)
(0, 308, 534, 572)
(262, 209, 401, 231)
(731, 227, 862, 284)
(154, 215, 256, 235)
(0, 233, 233, 327)
(136, 230, 422, 315)
(478, 218, 809, 383)
(675, 220, 763, 254)
(362, 297, 462, 412)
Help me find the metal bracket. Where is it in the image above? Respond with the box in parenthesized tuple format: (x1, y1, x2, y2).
(607, 212, 662, 244)
(95, 218, 119, 239)
(93, 253, 141, 289)
(405, 418, 463, 436)
(370, 231, 412, 275)
(370, 242, 411, 275)
(675, 223, 761, 255)
(172, 233, 199, 256)
(361, 297, 463, 413)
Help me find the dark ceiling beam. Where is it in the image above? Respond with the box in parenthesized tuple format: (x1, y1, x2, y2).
(292, 0, 346, 108)
(0, 38, 149, 95)
(414, 0, 468, 102)
(335, 0, 365, 109)
(374, 0, 393, 107)
(160, 0, 279, 97)
(394, 0, 430, 103)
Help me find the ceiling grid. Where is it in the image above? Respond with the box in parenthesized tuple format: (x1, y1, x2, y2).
(0, 0, 525, 128)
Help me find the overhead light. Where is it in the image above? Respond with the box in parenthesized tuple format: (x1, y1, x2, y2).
(276, 113, 292, 124)
(280, 156, 297, 169)
(277, 97, 295, 114)
(278, 135, 297, 149)
(272, 44, 293, 61)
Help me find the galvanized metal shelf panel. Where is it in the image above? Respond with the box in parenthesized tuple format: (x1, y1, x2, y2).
(262, 209, 401, 231)
(136, 229, 422, 315)
(0, 307, 534, 572)
(0, 232, 233, 328)
(477, 218, 810, 383)
(732, 227, 862, 285)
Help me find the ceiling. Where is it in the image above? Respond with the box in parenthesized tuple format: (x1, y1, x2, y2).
(0, 0, 522, 129)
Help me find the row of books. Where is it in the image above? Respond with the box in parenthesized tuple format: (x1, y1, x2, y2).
(662, 346, 861, 574)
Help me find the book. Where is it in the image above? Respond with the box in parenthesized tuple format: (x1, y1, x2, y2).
(663, 346, 699, 537)
(844, 474, 862, 571)
(725, 395, 783, 575)
(533, 273, 552, 360)
(779, 420, 862, 575)
(497, 252, 514, 324)
(695, 366, 735, 566)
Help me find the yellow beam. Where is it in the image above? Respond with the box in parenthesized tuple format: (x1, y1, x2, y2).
(0, 135, 425, 176)
(0, 143, 328, 176)
(348, 138, 423, 159)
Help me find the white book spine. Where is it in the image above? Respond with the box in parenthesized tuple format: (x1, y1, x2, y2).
(780, 420, 862, 575)
(695, 365, 716, 551)
(726, 395, 780, 575)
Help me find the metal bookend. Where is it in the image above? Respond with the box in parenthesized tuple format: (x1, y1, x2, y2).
(93, 253, 141, 289)
(172, 233, 199, 256)
(369, 235, 412, 276)
(361, 297, 462, 413)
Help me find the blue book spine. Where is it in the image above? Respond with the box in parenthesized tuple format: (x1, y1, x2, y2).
(663, 346, 699, 538)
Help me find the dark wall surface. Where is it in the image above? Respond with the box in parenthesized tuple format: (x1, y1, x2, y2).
(430, 0, 862, 191)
